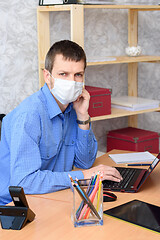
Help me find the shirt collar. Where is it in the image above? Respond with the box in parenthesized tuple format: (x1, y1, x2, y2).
(41, 83, 73, 119)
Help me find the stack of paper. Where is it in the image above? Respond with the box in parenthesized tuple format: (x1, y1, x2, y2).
(39, 0, 63, 5)
(77, 0, 115, 4)
(109, 151, 156, 164)
(39, 0, 77, 5)
(111, 96, 159, 111)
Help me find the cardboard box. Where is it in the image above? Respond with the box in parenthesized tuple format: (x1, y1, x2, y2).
(107, 127, 159, 153)
(85, 85, 112, 117)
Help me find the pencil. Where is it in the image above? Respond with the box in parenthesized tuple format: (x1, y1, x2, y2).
(76, 175, 94, 219)
(68, 175, 101, 220)
(87, 174, 97, 197)
(126, 163, 151, 166)
(83, 175, 101, 220)
(96, 175, 102, 211)
(75, 178, 101, 220)
(84, 173, 101, 219)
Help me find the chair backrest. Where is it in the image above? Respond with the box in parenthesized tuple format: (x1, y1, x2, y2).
(0, 114, 6, 139)
(0, 114, 5, 122)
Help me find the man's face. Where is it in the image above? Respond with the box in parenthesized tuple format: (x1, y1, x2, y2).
(48, 54, 85, 89)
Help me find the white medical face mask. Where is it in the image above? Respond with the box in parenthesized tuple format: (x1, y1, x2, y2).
(49, 73, 83, 105)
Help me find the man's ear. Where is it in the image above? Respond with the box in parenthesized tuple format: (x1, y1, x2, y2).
(43, 69, 50, 85)
(43, 69, 53, 90)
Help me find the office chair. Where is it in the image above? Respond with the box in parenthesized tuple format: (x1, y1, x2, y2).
(0, 114, 5, 122)
(0, 114, 5, 139)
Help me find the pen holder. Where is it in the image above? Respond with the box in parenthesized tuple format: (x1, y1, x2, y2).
(71, 179, 103, 227)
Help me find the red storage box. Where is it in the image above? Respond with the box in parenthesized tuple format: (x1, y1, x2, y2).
(85, 85, 112, 117)
(107, 127, 159, 153)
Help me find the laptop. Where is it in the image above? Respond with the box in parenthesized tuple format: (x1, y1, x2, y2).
(102, 153, 160, 193)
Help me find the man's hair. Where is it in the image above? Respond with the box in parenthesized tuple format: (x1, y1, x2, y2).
(45, 40, 86, 73)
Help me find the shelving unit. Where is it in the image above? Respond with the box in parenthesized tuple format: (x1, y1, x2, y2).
(37, 4, 160, 127)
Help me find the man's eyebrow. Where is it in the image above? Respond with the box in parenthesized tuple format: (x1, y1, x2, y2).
(75, 71, 85, 74)
(57, 70, 85, 74)
(57, 70, 68, 74)
(57, 70, 67, 72)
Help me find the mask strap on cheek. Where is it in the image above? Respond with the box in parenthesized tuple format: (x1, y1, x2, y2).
(49, 82, 52, 90)
(49, 76, 53, 90)
(48, 71, 54, 90)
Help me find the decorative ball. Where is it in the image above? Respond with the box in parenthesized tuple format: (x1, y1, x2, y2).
(125, 46, 142, 57)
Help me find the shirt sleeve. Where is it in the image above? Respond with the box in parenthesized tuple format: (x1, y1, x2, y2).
(9, 112, 84, 195)
(74, 124, 98, 169)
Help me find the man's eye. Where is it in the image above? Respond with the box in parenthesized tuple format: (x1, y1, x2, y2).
(59, 73, 66, 76)
(76, 73, 83, 77)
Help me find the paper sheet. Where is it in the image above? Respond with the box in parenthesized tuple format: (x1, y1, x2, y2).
(109, 151, 156, 164)
(111, 96, 159, 111)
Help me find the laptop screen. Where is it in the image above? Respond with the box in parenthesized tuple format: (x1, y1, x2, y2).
(137, 152, 160, 190)
(149, 153, 160, 172)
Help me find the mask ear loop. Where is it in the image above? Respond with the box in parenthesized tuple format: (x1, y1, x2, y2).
(47, 71, 54, 90)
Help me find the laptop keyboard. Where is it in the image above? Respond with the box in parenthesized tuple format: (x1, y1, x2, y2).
(103, 167, 137, 190)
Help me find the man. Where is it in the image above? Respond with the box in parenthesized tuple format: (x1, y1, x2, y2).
(0, 40, 122, 205)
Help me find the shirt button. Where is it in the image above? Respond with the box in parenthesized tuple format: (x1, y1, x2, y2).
(72, 140, 74, 144)
(84, 135, 86, 138)
(47, 155, 49, 158)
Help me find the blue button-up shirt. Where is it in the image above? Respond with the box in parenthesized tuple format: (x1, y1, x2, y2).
(0, 84, 97, 205)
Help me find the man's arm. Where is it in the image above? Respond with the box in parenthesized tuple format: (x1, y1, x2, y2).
(74, 126, 97, 169)
(73, 88, 97, 169)
(9, 112, 83, 194)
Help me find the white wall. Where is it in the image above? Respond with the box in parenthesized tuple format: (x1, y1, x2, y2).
(0, 0, 160, 152)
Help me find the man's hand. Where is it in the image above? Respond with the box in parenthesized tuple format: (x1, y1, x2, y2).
(73, 88, 90, 121)
(73, 88, 90, 130)
(82, 164, 123, 182)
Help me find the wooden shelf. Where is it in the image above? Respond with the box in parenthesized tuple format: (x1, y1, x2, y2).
(87, 56, 160, 66)
(84, 5, 160, 11)
(38, 5, 160, 12)
(39, 56, 160, 70)
(91, 106, 160, 122)
(37, 5, 71, 12)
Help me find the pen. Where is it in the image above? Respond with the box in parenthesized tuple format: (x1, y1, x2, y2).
(126, 163, 151, 166)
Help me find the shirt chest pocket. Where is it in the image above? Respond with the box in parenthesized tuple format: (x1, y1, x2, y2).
(40, 143, 58, 161)
(64, 119, 76, 147)
(64, 136, 75, 146)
